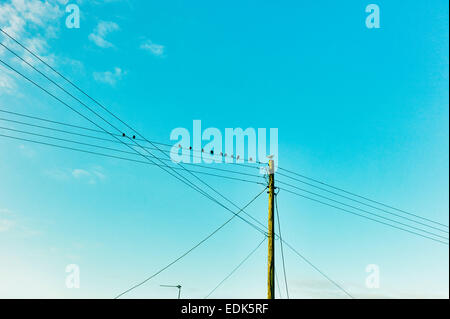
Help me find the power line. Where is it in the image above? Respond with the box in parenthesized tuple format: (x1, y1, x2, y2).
(0, 107, 269, 233)
(6, 96, 446, 244)
(0, 132, 268, 237)
(204, 236, 266, 299)
(277, 172, 448, 234)
(0, 108, 174, 147)
(1, 136, 356, 299)
(1, 138, 359, 300)
(0, 119, 264, 180)
(0, 56, 269, 236)
(0, 37, 272, 239)
(0, 57, 210, 199)
(1, 32, 263, 216)
(114, 187, 267, 299)
(0, 130, 264, 185)
(277, 180, 449, 240)
(0, 36, 269, 240)
(1, 28, 426, 299)
(5, 122, 445, 248)
(275, 193, 289, 299)
(275, 268, 283, 299)
(0, 137, 355, 299)
(0, 42, 214, 197)
(0, 28, 263, 167)
(0, 130, 356, 299)
(0, 108, 261, 168)
(3, 104, 444, 236)
(12, 100, 445, 240)
(0, 38, 261, 166)
(277, 167, 449, 229)
(280, 187, 449, 245)
(3, 32, 220, 203)
(281, 239, 354, 299)
(5, 104, 447, 242)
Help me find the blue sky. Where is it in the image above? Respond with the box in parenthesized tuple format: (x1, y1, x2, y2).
(0, 0, 448, 298)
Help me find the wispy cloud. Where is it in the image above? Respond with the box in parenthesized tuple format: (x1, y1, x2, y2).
(88, 21, 119, 48)
(0, 0, 63, 39)
(0, 71, 17, 96)
(140, 39, 165, 57)
(43, 168, 70, 181)
(0, 208, 43, 237)
(0, 208, 14, 232)
(72, 167, 106, 184)
(288, 279, 448, 299)
(44, 166, 106, 184)
(93, 67, 125, 86)
(0, 219, 15, 232)
(18, 144, 36, 158)
(0, 0, 68, 95)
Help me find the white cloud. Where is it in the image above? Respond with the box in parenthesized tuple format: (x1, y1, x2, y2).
(18, 144, 36, 158)
(72, 168, 91, 179)
(56, 56, 85, 75)
(45, 167, 106, 184)
(14, 0, 62, 28)
(0, 72, 17, 96)
(92, 170, 106, 180)
(140, 39, 165, 56)
(0, 209, 13, 215)
(0, 0, 65, 95)
(0, 219, 14, 232)
(72, 167, 106, 184)
(43, 168, 70, 180)
(93, 67, 124, 86)
(0, 209, 14, 232)
(0, 0, 63, 41)
(0, 208, 42, 237)
(88, 21, 119, 48)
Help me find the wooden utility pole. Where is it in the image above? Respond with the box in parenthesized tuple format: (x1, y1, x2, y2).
(267, 159, 275, 299)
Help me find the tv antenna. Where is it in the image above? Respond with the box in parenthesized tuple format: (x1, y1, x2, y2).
(160, 284, 182, 299)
